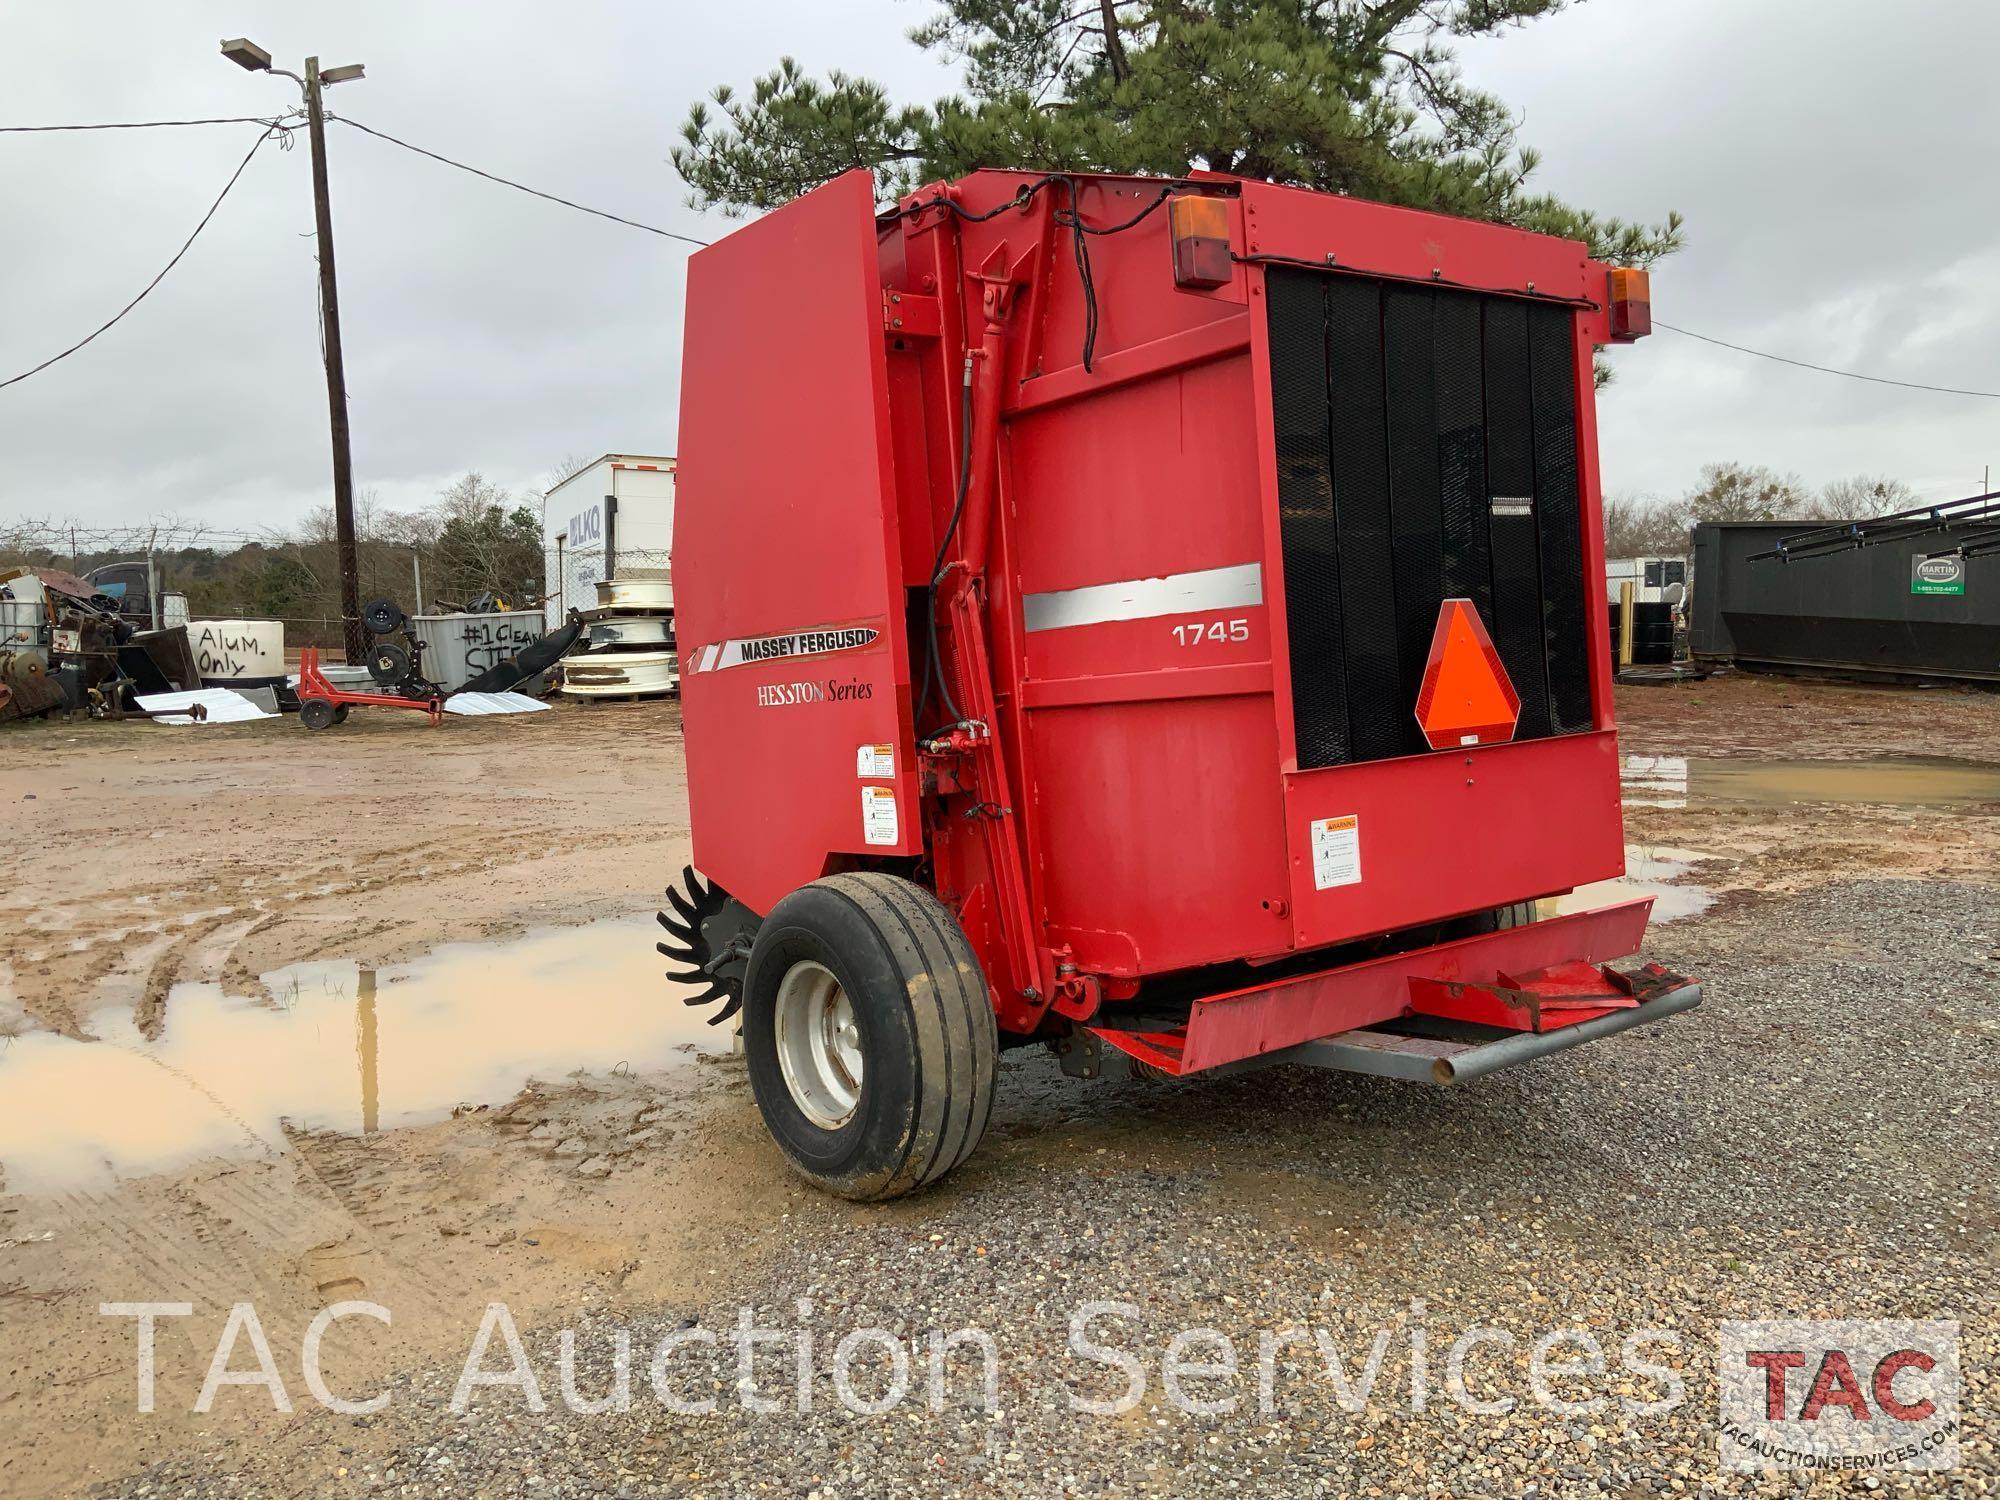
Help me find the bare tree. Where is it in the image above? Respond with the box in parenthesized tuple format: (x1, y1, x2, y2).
(1602, 492, 1688, 558)
(429, 473, 542, 606)
(1816, 473, 1916, 520)
(1669, 462, 1815, 529)
(543, 452, 592, 495)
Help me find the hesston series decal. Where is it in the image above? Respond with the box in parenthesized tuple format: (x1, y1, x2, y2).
(756, 678, 874, 707)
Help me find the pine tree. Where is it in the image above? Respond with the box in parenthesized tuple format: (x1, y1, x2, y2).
(673, 0, 1681, 265)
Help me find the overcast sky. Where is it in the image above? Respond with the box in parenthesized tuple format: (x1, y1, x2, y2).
(2, 0, 1996, 538)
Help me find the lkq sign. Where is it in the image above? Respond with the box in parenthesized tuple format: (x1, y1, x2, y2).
(570, 502, 604, 547)
(1718, 1319, 1960, 1474)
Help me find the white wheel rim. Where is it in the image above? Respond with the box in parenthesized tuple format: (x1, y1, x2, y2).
(774, 960, 863, 1129)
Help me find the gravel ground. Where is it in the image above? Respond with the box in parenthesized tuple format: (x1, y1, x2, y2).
(100, 876, 1998, 1497)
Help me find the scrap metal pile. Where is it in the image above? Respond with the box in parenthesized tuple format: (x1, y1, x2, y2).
(561, 577, 679, 700)
(0, 570, 583, 731)
(295, 596, 579, 729)
(0, 567, 206, 724)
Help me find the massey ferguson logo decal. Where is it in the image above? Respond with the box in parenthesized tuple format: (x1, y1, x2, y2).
(739, 627, 876, 662)
(688, 622, 882, 675)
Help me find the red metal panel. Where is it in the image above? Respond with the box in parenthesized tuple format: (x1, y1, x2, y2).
(1027, 696, 1292, 974)
(1007, 353, 1261, 601)
(1238, 179, 1596, 304)
(1176, 898, 1654, 1072)
(1004, 348, 1296, 975)
(1570, 314, 1619, 731)
(1022, 607, 1273, 686)
(675, 167, 1657, 1040)
(953, 172, 1248, 384)
(674, 172, 921, 914)
(1283, 729, 1627, 948)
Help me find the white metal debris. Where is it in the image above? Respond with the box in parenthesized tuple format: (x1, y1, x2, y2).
(133, 687, 278, 725)
(594, 577, 674, 613)
(441, 691, 552, 716)
(561, 648, 678, 698)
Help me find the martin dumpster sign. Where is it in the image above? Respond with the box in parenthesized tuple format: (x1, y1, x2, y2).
(1911, 555, 1965, 596)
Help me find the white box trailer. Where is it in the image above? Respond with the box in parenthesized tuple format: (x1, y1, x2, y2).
(543, 454, 675, 629)
(1606, 554, 1688, 606)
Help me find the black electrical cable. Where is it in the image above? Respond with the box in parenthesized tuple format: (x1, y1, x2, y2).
(918, 358, 977, 730)
(886, 173, 1060, 227)
(891, 175, 1184, 372)
(1069, 183, 1178, 237)
(1655, 321, 2000, 399)
(1056, 176, 1101, 369)
(0, 116, 284, 132)
(886, 172, 1196, 229)
(0, 126, 278, 391)
(332, 116, 713, 248)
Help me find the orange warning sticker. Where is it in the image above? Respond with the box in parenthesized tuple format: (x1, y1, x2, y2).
(1310, 815, 1361, 890)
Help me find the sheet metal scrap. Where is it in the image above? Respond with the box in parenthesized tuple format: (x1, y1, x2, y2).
(27, 568, 99, 603)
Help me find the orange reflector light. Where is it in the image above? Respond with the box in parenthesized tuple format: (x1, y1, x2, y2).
(1414, 599, 1521, 750)
(1607, 266, 1651, 342)
(1168, 194, 1233, 289)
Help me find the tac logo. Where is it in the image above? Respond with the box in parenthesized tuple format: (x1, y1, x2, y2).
(1718, 1320, 1959, 1473)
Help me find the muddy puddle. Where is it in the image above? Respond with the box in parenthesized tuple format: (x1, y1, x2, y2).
(0, 914, 727, 1193)
(1558, 845, 1715, 924)
(1622, 753, 2000, 811)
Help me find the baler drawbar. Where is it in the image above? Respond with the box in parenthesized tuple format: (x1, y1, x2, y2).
(667, 166, 1696, 1200)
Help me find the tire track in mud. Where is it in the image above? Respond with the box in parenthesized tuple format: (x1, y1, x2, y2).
(6, 813, 666, 1042)
(133, 911, 252, 1039)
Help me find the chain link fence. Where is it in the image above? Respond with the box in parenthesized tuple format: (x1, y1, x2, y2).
(1, 525, 674, 649)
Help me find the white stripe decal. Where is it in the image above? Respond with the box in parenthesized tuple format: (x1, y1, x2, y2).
(1021, 562, 1263, 633)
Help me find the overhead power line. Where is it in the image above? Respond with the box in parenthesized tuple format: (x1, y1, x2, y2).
(19, 109, 1990, 412)
(0, 126, 281, 392)
(332, 116, 712, 248)
(1654, 321, 2000, 400)
(0, 116, 286, 132)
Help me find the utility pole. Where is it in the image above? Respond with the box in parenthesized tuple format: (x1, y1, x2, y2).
(304, 57, 363, 661)
(221, 38, 367, 659)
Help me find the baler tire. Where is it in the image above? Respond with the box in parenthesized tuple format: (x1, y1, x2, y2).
(1450, 899, 1537, 936)
(741, 872, 997, 1202)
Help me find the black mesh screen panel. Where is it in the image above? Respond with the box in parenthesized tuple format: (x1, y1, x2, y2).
(1433, 291, 1493, 618)
(1529, 302, 1593, 733)
(1267, 271, 1350, 767)
(1480, 298, 1553, 740)
(1382, 288, 1444, 758)
(1265, 267, 1593, 769)
(1323, 277, 1405, 764)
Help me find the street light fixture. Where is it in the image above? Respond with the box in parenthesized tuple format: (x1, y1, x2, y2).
(221, 36, 370, 661)
(218, 37, 271, 72)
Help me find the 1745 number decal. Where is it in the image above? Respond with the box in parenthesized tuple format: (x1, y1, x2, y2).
(1171, 617, 1250, 647)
